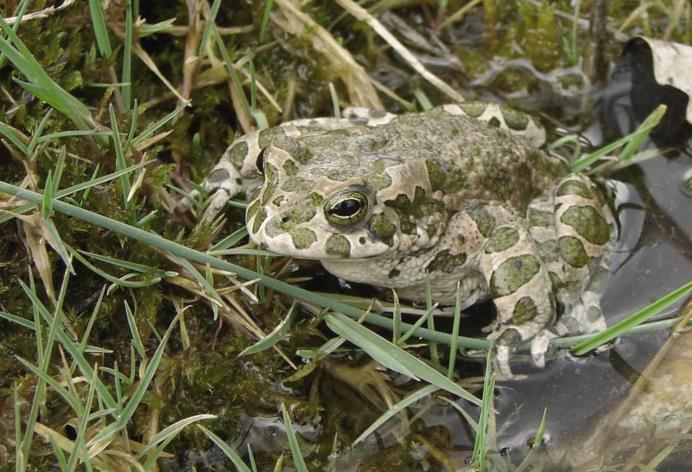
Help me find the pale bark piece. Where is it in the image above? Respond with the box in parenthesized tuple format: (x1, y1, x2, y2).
(630, 36, 692, 124)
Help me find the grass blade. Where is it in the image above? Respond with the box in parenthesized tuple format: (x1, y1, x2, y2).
(326, 313, 481, 406)
(353, 384, 439, 445)
(88, 0, 112, 56)
(281, 404, 308, 472)
(239, 303, 296, 356)
(571, 280, 692, 355)
(198, 425, 252, 472)
(0, 180, 491, 350)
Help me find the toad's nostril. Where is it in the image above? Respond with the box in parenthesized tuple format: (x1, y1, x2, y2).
(281, 214, 292, 224)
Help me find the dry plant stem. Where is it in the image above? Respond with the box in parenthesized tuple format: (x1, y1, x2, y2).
(3, 0, 76, 24)
(600, 300, 692, 457)
(586, 0, 609, 86)
(20, 218, 56, 302)
(282, 76, 297, 122)
(335, 0, 464, 103)
(177, 0, 204, 121)
(581, 0, 609, 119)
(145, 375, 165, 471)
(112, 28, 189, 104)
(272, 0, 383, 109)
(227, 77, 254, 134)
(440, 0, 483, 28)
(663, 0, 687, 42)
(617, 1, 652, 35)
(165, 25, 254, 36)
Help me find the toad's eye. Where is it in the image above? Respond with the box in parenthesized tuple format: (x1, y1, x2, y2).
(324, 191, 369, 226)
(256, 148, 267, 175)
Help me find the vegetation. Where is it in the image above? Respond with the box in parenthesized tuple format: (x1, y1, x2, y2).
(0, 0, 689, 470)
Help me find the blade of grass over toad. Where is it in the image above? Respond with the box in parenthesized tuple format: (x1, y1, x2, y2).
(281, 404, 308, 472)
(447, 282, 463, 378)
(326, 313, 482, 405)
(571, 280, 692, 355)
(0, 180, 490, 350)
(198, 425, 252, 472)
(354, 384, 440, 445)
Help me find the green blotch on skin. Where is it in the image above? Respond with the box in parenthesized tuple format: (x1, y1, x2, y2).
(260, 163, 279, 205)
(226, 141, 249, 167)
(369, 213, 396, 241)
(368, 162, 392, 190)
(288, 205, 316, 225)
(358, 135, 388, 152)
(548, 271, 562, 290)
(273, 135, 312, 164)
(457, 101, 487, 118)
(246, 199, 260, 221)
(426, 223, 438, 238)
(496, 328, 521, 346)
(528, 208, 553, 227)
(327, 170, 349, 181)
(467, 205, 496, 237)
(283, 159, 299, 176)
(538, 240, 559, 263)
(252, 208, 267, 234)
(386, 187, 426, 234)
(512, 297, 538, 324)
(281, 176, 313, 194)
(484, 226, 519, 253)
(488, 117, 501, 128)
(556, 179, 594, 199)
(207, 168, 230, 184)
(427, 250, 467, 273)
(560, 206, 611, 245)
(500, 107, 529, 131)
(272, 195, 285, 207)
(558, 235, 588, 268)
(425, 159, 446, 189)
(258, 128, 283, 149)
(387, 187, 425, 210)
(326, 234, 351, 257)
(290, 228, 317, 249)
(425, 159, 466, 193)
(490, 254, 540, 298)
(307, 192, 323, 206)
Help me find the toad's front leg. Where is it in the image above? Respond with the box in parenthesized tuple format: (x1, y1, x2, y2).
(471, 204, 557, 374)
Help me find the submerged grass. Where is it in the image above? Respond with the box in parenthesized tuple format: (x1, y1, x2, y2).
(0, 1, 690, 470)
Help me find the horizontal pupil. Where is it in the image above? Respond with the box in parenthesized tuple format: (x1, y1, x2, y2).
(331, 199, 360, 217)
